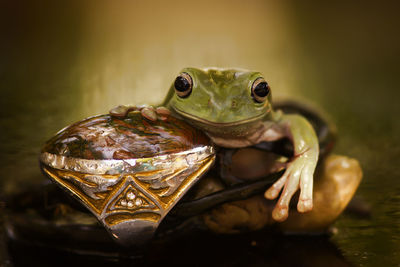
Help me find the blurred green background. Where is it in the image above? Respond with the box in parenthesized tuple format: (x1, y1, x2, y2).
(0, 0, 399, 266)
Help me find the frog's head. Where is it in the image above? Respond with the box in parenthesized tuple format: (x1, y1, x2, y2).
(164, 67, 273, 137)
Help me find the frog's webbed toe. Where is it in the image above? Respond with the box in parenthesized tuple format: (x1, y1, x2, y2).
(109, 104, 170, 121)
(140, 106, 158, 121)
(265, 156, 315, 222)
(297, 164, 314, 213)
(141, 106, 170, 121)
(109, 105, 133, 118)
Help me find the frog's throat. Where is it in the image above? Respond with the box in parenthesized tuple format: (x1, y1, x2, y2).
(172, 107, 267, 127)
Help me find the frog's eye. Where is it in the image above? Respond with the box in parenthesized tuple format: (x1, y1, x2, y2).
(251, 78, 270, 103)
(174, 73, 193, 98)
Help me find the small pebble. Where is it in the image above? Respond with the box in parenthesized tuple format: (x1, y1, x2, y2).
(328, 226, 339, 235)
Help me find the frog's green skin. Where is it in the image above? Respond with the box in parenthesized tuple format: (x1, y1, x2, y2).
(162, 68, 319, 222)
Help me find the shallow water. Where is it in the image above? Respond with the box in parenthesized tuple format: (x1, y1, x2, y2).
(0, 1, 399, 266)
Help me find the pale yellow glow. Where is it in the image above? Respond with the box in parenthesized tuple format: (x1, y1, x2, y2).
(73, 0, 305, 116)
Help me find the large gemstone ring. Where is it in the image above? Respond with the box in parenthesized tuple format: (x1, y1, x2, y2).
(39, 113, 215, 246)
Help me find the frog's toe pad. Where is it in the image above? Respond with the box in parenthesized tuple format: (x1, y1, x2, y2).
(272, 206, 288, 222)
(109, 105, 129, 117)
(297, 198, 313, 213)
(141, 106, 157, 121)
(156, 107, 170, 121)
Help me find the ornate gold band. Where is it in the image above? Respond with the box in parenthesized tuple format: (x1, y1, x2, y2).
(40, 146, 215, 246)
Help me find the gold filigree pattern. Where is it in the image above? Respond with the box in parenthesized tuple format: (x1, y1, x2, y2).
(41, 152, 215, 233)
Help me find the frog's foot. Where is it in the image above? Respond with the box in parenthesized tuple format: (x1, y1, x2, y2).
(264, 155, 316, 222)
(279, 155, 363, 232)
(109, 105, 137, 118)
(140, 106, 170, 121)
(109, 105, 170, 121)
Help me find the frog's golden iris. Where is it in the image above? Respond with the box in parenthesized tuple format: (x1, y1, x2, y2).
(174, 72, 193, 98)
(251, 77, 270, 103)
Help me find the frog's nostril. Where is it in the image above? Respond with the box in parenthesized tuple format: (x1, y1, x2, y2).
(231, 100, 238, 109)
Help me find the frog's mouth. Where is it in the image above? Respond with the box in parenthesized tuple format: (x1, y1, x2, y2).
(173, 107, 266, 127)
(172, 107, 267, 138)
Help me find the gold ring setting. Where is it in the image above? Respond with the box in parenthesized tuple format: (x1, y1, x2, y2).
(40, 146, 215, 246)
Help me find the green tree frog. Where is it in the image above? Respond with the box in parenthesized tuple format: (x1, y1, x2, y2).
(110, 67, 319, 222)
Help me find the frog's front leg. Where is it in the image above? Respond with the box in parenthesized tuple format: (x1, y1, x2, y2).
(264, 113, 319, 222)
(109, 104, 170, 121)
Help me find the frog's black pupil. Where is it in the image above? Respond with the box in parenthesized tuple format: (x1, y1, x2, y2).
(254, 82, 269, 97)
(175, 76, 190, 92)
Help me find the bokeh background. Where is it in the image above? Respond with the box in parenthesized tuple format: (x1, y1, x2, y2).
(0, 0, 399, 266)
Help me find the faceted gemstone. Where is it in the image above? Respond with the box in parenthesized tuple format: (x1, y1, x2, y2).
(41, 113, 211, 160)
